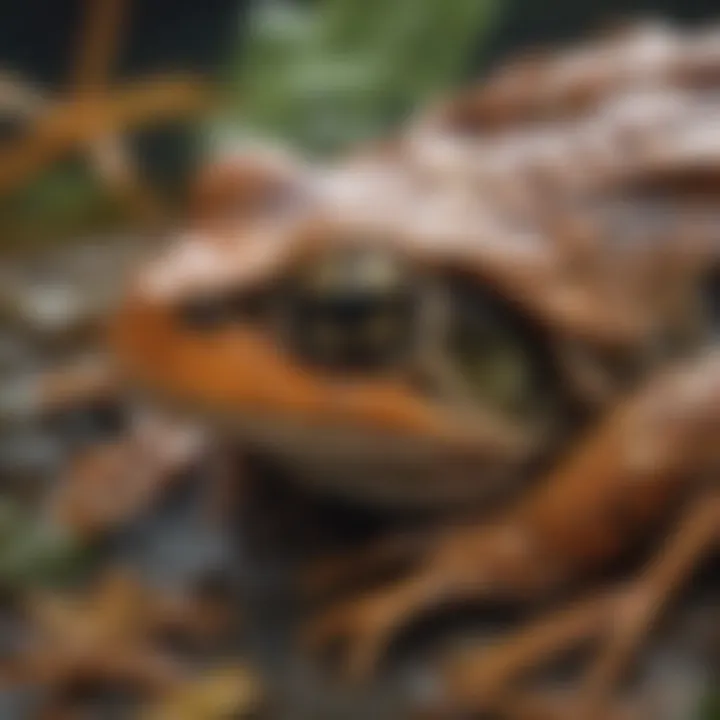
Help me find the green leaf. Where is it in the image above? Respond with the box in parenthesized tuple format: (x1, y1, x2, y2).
(214, 0, 503, 156)
(698, 687, 720, 720)
(0, 500, 92, 589)
(0, 159, 124, 250)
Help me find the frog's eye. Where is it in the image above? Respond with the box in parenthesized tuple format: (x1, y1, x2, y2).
(445, 277, 556, 419)
(281, 246, 419, 371)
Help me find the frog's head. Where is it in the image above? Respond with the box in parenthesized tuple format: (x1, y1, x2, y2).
(110, 206, 576, 507)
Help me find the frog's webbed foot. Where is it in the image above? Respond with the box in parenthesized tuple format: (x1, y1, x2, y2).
(436, 490, 720, 719)
(302, 517, 531, 679)
(305, 564, 454, 679)
(574, 490, 720, 719)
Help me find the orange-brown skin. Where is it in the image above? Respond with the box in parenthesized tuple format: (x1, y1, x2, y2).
(423, 21, 720, 133)
(109, 21, 720, 714)
(188, 145, 307, 227)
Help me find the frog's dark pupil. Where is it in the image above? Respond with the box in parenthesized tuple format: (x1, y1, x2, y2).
(282, 245, 417, 371)
(289, 288, 415, 371)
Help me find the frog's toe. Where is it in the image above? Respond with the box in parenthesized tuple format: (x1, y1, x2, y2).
(302, 593, 398, 680)
(302, 568, 446, 681)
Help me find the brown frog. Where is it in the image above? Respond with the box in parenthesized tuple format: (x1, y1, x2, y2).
(109, 22, 720, 718)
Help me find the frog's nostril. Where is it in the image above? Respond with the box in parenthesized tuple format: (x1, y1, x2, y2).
(174, 288, 269, 333)
(175, 295, 230, 332)
(282, 246, 419, 371)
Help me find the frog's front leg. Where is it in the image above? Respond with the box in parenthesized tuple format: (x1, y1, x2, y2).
(575, 490, 720, 719)
(436, 489, 720, 718)
(304, 350, 720, 679)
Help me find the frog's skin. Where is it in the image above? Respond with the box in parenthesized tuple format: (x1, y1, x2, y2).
(111, 22, 720, 717)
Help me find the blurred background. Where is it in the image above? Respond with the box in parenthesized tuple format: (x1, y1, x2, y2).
(1, 0, 718, 249)
(0, 1, 718, 718)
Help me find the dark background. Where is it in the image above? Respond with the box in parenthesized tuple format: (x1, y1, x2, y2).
(1, 0, 714, 87)
(476, 0, 719, 70)
(0, 0, 716, 186)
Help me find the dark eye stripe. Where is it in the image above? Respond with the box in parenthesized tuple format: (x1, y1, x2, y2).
(176, 296, 229, 331)
(175, 290, 270, 332)
(701, 268, 720, 337)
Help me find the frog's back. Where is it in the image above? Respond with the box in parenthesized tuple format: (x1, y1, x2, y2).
(111, 22, 720, 508)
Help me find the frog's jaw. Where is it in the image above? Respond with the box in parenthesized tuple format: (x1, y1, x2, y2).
(233, 411, 534, 507)
(110, 291, 538, 506)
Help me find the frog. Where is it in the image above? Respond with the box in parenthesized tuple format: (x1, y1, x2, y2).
(108, 21, 720, 718)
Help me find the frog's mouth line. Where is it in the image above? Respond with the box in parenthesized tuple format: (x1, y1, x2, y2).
(113, 332, 561, 510)
(234, 413, 539, 508)
(188, 397, 545, 508)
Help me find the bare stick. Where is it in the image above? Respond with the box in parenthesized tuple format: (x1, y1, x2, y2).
(70, 0, 128, 96)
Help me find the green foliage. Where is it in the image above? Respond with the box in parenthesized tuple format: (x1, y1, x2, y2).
(0, 159, 124, 250)
(698, 687, 720, 720)
(219, 0, 499, 155)
(0, 500, 91, 589)
(1, 1, 500, 247)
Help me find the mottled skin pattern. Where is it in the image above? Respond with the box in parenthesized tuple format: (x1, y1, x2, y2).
(111, 22, 720, 718)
